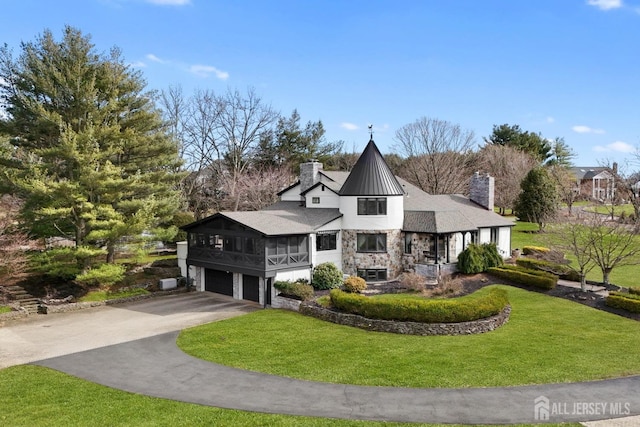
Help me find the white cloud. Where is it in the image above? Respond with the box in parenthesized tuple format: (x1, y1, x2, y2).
(546, 116, 555, 123)
(189, 65, 229, 80)
(145, 53, 166, 63)
(572, 125, 605, 134)
(130, 61, 146, 68)
(145, 0, 191, 5)
(593, 141, 636, 153)
(587, 0, 623, 10)
(341, 122, 359, 131)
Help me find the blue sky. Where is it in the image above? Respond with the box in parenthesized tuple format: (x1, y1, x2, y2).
(1, 0, 639, 167)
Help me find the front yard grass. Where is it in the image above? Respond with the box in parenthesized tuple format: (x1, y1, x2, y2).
(0, 365, 580, 427)
(512, 221, 640, 289)
(178, 285, 640, 388)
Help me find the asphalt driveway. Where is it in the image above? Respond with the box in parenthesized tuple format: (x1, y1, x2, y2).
(0, 292, 258, 369)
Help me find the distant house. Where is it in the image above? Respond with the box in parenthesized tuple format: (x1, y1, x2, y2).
(179, 139, 513, 305)
(569, 164, 617, 202)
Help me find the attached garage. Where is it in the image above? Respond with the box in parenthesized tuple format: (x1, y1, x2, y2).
(205, 269, 233, 296)
(242, 275, 260, 303)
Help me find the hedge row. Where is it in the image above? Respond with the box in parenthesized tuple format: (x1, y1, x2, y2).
(516, 258, 581, 282)
(488, 266, 557, 290)
(274, 280, 315, 301)
(606, 292, 640, 313)
(329, 288, 509, 324)
(522, 245, 550, 255)
(629, 288, 640, 296)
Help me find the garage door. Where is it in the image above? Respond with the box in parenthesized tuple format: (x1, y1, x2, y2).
(205, 269, 233, 296)
(242, 275, 260, 303)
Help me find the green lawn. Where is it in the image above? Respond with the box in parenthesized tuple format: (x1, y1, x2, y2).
(0, 305, 11, 314)
(178, 285, 640, 388)
(584, 204, 635, 217)
(0, 365, 577, 427)
(511, 221, 640, 288)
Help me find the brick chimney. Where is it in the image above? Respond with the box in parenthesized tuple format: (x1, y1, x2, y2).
(470, 172, 495, 211)
(299, 160, 323, 193)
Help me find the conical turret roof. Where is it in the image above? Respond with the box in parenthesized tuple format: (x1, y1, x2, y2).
(339, 139, 405, 196)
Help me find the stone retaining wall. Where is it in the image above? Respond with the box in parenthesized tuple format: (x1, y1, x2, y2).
(270, 295, 302, 311)
(298, 303, 511, 336)
(0, 288, 190, 322)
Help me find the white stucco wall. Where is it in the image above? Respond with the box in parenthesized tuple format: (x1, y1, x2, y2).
(177, 241, 188, 277)
(477, 227, 511, 259)
(304, 185, 340, 208)
(274, 269, 312, 283)
(478, 228, 491, 244)
(339, 195, 404, 229)
(280, 185, 301, 202)
(497, 226, 512, 258)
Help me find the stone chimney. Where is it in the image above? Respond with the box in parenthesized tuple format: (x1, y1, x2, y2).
(469, 172, 494, 211)
(299, 160, 323, 193)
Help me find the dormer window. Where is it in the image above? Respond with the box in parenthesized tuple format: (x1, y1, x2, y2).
(357, 198, 387, 215)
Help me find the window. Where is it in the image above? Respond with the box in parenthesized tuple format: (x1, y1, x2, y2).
(312, 197, 320, 204)
(316, 232, 337, 251)
(491, 227, 499, 244)
(404, 233, 412, 254)
(357, 233, 386, 252)
(357, 198, 387, 215)
(357, 268, 387, 282)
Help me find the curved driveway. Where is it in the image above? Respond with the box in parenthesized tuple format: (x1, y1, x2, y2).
(32, 326, 640, 424)
(1, 292, 257, 369)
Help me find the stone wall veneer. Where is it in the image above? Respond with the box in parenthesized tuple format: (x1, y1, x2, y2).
(342, 229, 403, 279)
(299, 303, 511, 336)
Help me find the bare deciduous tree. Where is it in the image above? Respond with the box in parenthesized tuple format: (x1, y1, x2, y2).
(394, 117, 476, 194)
(589, 219, 640, 286)
(544, 218, 597, 291)
(0, 195, 34, 283)
(160, 87, 278, 216)
(549, 164, 579, 216)
(231, 165, 294, 211)
(476, 144, 537, 214)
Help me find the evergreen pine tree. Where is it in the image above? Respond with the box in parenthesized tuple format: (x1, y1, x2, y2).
(0, 26, 183, 263)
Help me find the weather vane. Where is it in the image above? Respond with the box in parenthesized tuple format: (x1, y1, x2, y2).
(368, 124, 373, 139)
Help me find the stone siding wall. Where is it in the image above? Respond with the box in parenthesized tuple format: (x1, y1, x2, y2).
(342, 229, 403, 279)
(470, 172, 494, 211)
(299, 303, 511, 336)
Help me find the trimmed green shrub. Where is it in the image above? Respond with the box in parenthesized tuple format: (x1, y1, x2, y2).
(343, 276, 367, 293)
(457, 243, 503, 274)
(522, 245, 550, 255)
(516, 258, 581, 281)
(329, 287, 508, 323)
(312, 262, 343, 290)
(488, 266, 557, 290)
(273, 280, 315, 301)
(75, 263, 126, 286)
(629, 288, 640, 296)
(457, 244, 485, 274)
(606, 293, 640, 313)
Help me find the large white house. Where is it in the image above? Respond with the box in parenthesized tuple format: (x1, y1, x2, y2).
(180, 139, 513, 305)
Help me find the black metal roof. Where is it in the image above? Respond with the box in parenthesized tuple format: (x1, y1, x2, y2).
(339, 139, 405, 196)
